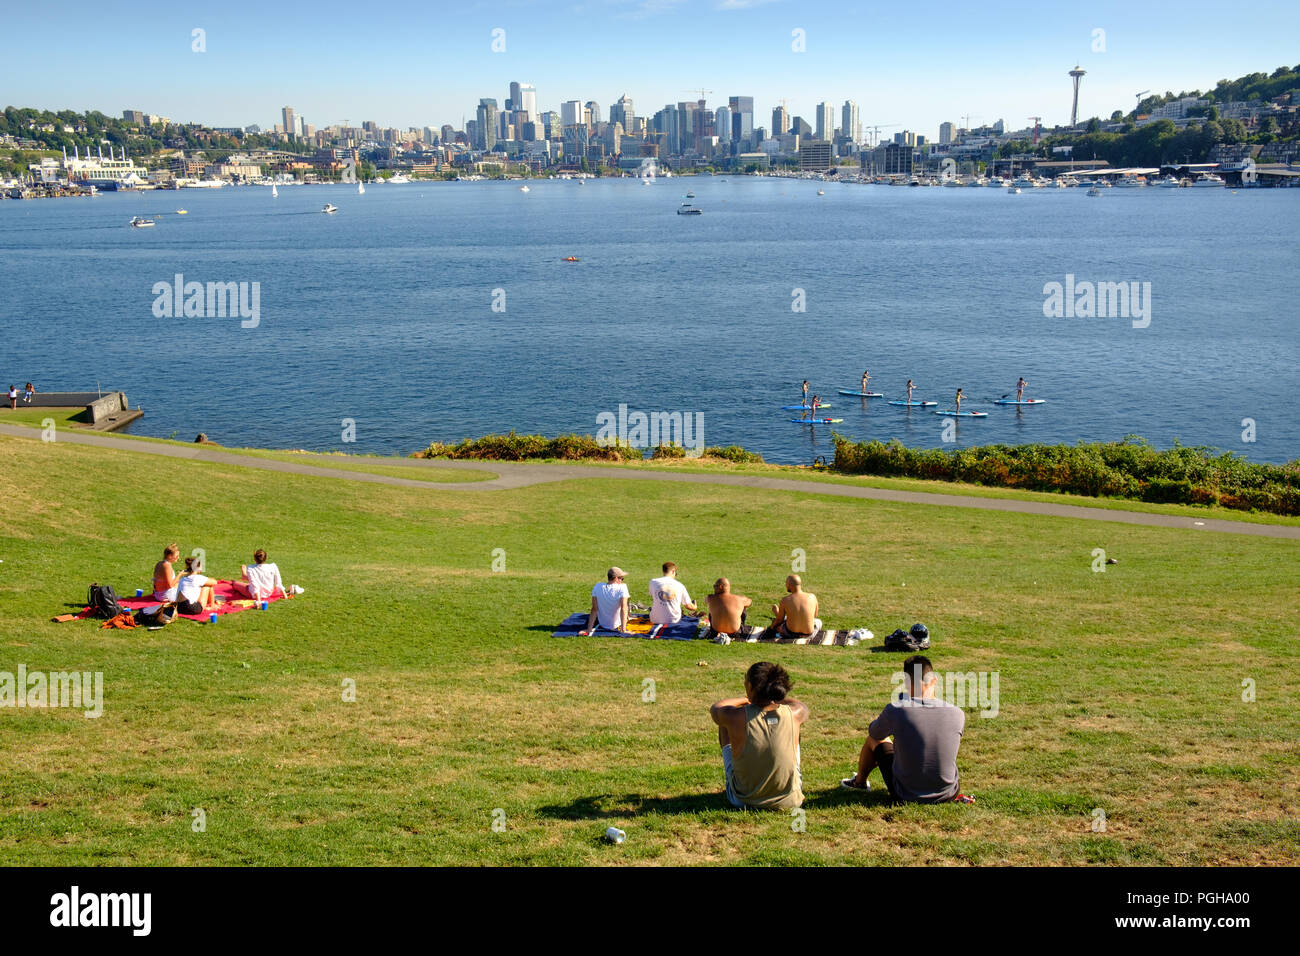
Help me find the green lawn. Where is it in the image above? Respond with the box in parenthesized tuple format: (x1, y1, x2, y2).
(1, 407, 88, 428)
(0, 432, 1296, 865)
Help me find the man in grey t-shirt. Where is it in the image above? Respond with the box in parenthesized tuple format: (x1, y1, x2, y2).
(842, 654, 966, 803)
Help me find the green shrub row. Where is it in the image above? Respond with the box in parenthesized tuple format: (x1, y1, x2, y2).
(832, 436, 1300, 515)
(413, 432, 765, 465)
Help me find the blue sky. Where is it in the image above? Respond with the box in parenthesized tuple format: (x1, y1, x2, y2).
(4, 0, 1296, 137)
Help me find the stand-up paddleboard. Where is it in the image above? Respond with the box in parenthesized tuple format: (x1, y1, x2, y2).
(838, 389, 884, 398)
(791, 418, 843, 424)
(933, 410, 988, 417)
(993, 398, 1047, 405)
(888, 400, 937, 407)
(782, 404, 832, 410)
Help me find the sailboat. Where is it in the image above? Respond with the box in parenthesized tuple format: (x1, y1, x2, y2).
(271, 184, 278, 198)
(358, 181, 365, 195)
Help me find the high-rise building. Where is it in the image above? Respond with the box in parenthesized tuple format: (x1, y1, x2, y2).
(728, 96, 754, 144)
(791, 116, 812, 138)
(476, 99, 498, 150)
(841, 100, 860, 145)
(772, 106, 789, 136)
(508, 81, 522, 113)
(715, 105, 731, 144)
(560, 100, 583, 128)
(281, 107, 295, 139)
(541, 111, 562, 140)
(441, 124, 455, 145)
(939, 121, 954, 145)
(585, 101, 602, 126)
(816, 102, 835, 141)
(610, 94, 635, 136)
(519, 83, 537, 120)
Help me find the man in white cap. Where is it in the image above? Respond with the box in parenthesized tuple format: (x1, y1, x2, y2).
(581, 567, 630, 635)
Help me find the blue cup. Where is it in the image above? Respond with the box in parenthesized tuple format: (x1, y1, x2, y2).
(209, 613, 218, 624)
(135, 588, 143, 597)
(259, 601, 268, 610)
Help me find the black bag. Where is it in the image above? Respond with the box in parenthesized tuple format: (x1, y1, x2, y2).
(883, 628, 930, 652)
(134, 603, 176, 628)
(88, 583, 125, 619)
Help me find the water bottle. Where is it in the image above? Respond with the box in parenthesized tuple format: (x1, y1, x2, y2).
(605, 827, 626, 844)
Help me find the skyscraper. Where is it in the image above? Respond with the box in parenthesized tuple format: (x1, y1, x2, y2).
(281, 106, 295, 138)
(728, 96, 754, 144)
(610, 94, 635, 136)
(816, 102, 835, 141)
(519, 84, 537, 120)
(560, 100, 583, 128)
(715, 105, 731, 144)
(939, 121, 954, 145)
(772, 106, 789, 136)
(476, 99, 498, 150)
(841, 100, 860, 145)
(585, 101, 602, 126)
(508, 81, 521, 112)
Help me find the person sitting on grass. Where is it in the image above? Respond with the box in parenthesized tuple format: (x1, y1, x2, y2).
(704, 578, 752, 640)
(649, 561, 696, 625)
(231, 548, 284, 601)
(710, 661, 807, 810)
(175, 556, 217, 615)
(580, 566, 630, 635)
(769, 574, 820, 640)
(152, 543, 181, 602)
(840, 654, 971, 803)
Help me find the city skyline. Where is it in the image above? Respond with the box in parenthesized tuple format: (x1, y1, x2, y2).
(3, 0, 1297, 140)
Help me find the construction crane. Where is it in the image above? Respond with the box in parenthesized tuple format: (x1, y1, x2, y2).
(682, 88, 713, 103)
(961, 113, 980, 132)
(865, 123, 900, 148)
(1028, 116, 1042, 144)
(1134, 90, 1150, 116)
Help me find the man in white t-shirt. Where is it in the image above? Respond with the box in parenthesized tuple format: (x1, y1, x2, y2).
(582, 567, 630, 635)
(649, 561, 696, 625)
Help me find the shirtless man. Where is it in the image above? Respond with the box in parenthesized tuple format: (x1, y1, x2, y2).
(770, 574, 821, 640)
(801, 380, 810, 406)
(705, 578, 753, 639)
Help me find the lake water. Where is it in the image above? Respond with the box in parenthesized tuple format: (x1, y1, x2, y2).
(1, 177, 1296, 464)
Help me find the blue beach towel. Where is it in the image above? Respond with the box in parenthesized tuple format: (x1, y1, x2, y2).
(552, 612, 702, 640)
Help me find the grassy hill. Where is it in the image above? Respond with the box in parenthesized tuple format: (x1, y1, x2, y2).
(0, 432, 1296, 865)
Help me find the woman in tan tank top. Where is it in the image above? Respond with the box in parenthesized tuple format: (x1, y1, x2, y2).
(709, 661, 808, 810)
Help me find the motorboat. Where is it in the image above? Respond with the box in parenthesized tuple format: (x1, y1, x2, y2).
(676, 201, 702, 215)
(129, 216, 155, 227)
(1193, 173, 1225, 187)
(322, 203, 338, 214)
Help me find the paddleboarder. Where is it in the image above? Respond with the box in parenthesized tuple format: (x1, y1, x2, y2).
(1016, 377, 1027, 402)
(860, 370, 871, 393)
(955, 388, 964, 415)
(906, 379, 915, 405)
(801, 380, 810, 406)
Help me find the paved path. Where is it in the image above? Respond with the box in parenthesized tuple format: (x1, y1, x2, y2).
(3, 423, 1296, 539)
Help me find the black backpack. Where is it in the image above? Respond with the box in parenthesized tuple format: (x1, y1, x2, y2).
(88, 583, 125, 619)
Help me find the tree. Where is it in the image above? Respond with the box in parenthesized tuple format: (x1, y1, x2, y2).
(1087, 117, 1102, 133)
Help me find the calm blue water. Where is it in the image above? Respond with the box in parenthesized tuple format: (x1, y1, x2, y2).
(1, 178, 1296, 464)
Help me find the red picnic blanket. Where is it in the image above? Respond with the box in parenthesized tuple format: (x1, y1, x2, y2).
(75, 580, 289, 623)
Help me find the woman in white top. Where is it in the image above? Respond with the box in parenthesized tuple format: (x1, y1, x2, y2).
(175, 556, 216, 615)
(232, 548, 284, 601)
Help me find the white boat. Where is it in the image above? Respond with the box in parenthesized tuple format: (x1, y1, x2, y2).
(388, 174, 410, 184)
(520, 185, 530, 192)
(129, 216, 155, 227)
(1193, 173, 1225, 187)
(1157, 176, 1182, 188)
(986, 177, 1006, 188)
(676, 201, 702, 215)
(817, 189, 825, 195)
(1114, 175, 1147, 188)
(358, 182, 365, 194)
(271, 184, 278, 198)
(1087, 186, 1102, 197)
(1059, 176, 1080, 188)
(322, 203, 338, 214)
(1009, 186, 1021, 194)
